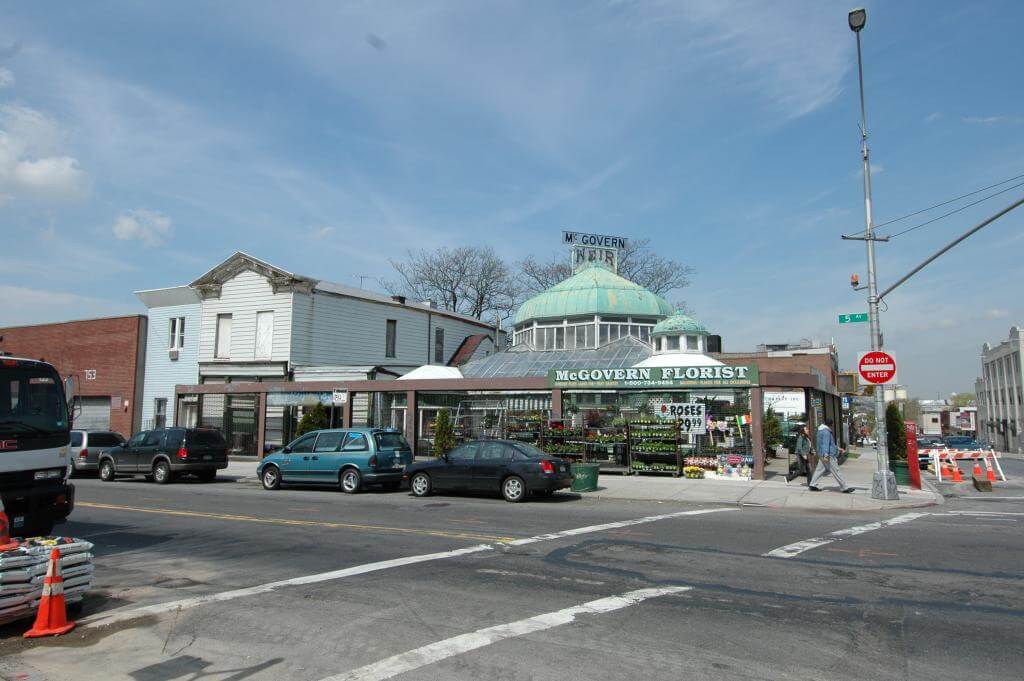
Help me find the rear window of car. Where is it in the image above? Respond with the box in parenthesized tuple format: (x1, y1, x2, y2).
(374, 433, 410, 450)
(509, 442, 547, 459)
(88, 432, 123, 447)
(164, 429, 185, 450)
(70, 432, 83, 447)
(189, 430, 226, 446)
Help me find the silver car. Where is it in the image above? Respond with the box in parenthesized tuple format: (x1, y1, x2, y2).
(69, 430, 126, 476)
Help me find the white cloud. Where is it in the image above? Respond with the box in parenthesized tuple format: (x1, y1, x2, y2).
(925, 112, 942, 123)
(112, 209, 173, 247)
(308, 225, 335, 239)
(0, 285, 133, 326)
(962, 116, 1024, 125)
(985, 308, 1009, 320)
(0, 104, 87, 202)
(0, 67, 13, 88)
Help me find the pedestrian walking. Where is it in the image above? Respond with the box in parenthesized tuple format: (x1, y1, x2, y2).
(786, 425, 812, 483)
(809, 420, 854, 493)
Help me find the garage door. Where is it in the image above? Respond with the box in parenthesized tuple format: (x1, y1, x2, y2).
(75, 396, 111, 431)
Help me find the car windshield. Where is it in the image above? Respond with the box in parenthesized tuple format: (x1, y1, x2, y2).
(374, 432, 410, 450)
(89, 432, 124, 447)
(0, 365, 68, 437)
(509, 442, 547, 459)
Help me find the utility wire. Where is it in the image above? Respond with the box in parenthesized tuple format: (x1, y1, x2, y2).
(885, 179, 1024, 238)
(875, 171, 1024, 229)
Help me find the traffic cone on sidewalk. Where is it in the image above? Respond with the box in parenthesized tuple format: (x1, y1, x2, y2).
(0, 510, 19, 551)
(24, 549, 76, 638)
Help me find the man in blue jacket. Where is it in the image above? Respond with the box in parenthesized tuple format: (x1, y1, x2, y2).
(809, 419, 854, 493)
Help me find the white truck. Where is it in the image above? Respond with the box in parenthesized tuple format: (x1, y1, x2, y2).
(0, 356, 76, 537)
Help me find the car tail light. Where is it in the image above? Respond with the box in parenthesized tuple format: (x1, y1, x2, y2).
(177, 447, 188, 459)
(79, 448, 88, 459)
(369, 455, 377, 468)
(539, 460, 555, 474)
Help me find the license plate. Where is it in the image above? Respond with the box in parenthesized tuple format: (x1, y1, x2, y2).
(203, 454, 212, 461)
(561, 464, 568, 472)
(12, 515, 24, 528)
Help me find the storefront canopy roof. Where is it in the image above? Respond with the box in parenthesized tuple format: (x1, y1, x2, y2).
(461, 336, 652, 378)
(513, 264, 674, 326)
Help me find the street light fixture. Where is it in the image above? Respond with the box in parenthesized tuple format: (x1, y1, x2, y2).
(847, 7, 899, 500)
(848, 8, 866, 32)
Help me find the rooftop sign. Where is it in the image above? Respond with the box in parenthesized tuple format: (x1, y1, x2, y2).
(561, 230, 628, 249)
(563, 231, 628, 275)
(548, 365, 759, 389)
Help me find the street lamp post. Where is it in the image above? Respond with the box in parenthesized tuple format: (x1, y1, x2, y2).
(849, 7, 899, 500)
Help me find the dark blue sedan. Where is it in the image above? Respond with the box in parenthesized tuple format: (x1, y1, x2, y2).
(404, 440, 574, 503)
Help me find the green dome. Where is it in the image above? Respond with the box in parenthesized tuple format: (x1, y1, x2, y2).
(652, 311, 708, 336)
(514, 264, 674, 326)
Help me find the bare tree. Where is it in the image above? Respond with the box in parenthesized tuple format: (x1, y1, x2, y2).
(381, 246, 520, 323)
(518, 238, 694, 298)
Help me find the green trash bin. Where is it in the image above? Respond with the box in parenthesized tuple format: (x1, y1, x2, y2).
(570, 463, 600, 492)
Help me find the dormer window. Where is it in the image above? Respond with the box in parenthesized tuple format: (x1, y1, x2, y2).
(686, 335, 699, 351)
(667, 336, 680, 351)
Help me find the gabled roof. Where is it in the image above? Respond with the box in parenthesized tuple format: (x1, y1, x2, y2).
(189, 252, 317, 298)
(447, 334, 491, 366)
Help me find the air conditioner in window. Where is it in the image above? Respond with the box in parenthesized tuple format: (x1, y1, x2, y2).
(168, 349, 179, 361)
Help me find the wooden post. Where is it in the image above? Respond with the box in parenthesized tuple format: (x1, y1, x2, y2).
(751, 386, 765, 481)
(256, 392, 267, 459)
(342, 392, 353, 428)
(551, 388, 562, 420)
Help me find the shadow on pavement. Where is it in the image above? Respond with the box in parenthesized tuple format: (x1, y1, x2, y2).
(129, 654, 284, 681)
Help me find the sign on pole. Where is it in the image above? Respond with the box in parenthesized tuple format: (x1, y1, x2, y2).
(857, 351, 897, 385)
(657, 402, 707, 434)
(838, 313, 869, 324)
(331, 389, 348, 406)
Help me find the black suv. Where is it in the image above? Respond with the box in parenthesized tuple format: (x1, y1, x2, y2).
(98, 427, 228, 484)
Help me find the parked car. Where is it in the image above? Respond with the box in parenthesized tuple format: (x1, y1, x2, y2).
(943, 435, 981, 450)
(257, 428, 413, 493)
(69, 430, 125, 476)
(404, 440, 575, 503)
(98, 427, 228, 484)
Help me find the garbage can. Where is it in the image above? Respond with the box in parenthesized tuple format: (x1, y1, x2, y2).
(570, 463, 600, 492)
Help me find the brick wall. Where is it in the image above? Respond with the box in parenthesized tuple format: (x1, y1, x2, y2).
(0, 315, 147, 436)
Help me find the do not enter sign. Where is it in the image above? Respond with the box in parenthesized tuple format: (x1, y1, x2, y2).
(858, 351, 897, 385)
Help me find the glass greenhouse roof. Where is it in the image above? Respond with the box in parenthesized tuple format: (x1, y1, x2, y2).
(461, 336, 653, 378)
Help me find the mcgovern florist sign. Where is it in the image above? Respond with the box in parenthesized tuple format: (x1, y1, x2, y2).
(547, 365, 759, 389)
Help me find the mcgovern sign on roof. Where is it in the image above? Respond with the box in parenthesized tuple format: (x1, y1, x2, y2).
(547, 365, 759, 389)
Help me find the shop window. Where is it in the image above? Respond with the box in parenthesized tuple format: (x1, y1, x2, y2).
(169, 317, 185, 350)
(434, 328, 445, 363)
(667, 336, 680, 351)
(215, 314, 232, 359)
(385, 320, 397, 358)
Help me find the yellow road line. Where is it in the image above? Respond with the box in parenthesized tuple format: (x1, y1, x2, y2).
(76, 501, 516, 543)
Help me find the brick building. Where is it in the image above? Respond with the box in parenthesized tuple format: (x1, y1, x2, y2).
(0, 315, 148, 436)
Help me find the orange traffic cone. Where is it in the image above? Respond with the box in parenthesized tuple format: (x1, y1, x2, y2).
(940, 460, 952, 480)
(972, 459, 983, 478)
(0, 510, 20, 551)
(984, 456, 998, 483)
(24, 549, 76, 638)
(951, 462, 964, 483)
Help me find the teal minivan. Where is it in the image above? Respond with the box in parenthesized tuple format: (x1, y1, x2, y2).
(257, 428, 413, 493)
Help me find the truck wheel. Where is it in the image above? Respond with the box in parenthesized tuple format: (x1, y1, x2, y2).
(99, 460, 116, 482)
(153, 461, 172, 485)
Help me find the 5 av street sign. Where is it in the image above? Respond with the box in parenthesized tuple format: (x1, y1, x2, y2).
(838, 313, 869, 324)
(858, 351, 897, 385)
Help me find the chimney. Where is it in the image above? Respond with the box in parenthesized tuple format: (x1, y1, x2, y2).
(391, 295, 406, 305)
(421, 300, 437, 309)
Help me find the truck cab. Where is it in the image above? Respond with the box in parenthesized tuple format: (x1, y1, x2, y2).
(0, 357, 76, 536)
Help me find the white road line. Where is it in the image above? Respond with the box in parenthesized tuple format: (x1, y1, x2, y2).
(506, 507, 737, 546)
(319, 586, 690, 681)
(81, 544, 492, 628)
(763, 512, 930, 559)
(943, 511, 1024, 516)
(81, 507, 731, 628)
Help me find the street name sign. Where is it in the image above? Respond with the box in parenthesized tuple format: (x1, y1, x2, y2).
(858, 351, 897, 385)
(838, 313, 869, 324)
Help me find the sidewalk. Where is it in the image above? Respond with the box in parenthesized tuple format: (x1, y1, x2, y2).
(223, 451, 941, 512)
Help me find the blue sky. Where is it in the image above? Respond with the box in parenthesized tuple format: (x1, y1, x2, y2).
(1, 1, 1022, 398)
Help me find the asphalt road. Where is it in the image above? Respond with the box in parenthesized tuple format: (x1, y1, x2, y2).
(1, 471, 1022, 681)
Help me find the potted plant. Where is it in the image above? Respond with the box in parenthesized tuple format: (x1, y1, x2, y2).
(885, 402, 911, 484)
